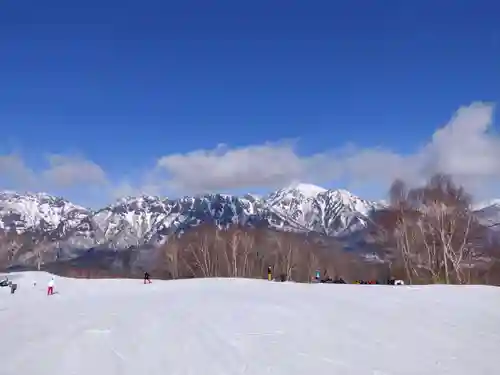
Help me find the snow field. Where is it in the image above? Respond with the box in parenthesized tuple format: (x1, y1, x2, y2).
(0, 272, 499, 375)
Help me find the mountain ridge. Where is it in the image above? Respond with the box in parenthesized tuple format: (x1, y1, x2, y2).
(1, 183, 500, 268)
(0, 184, 377, 241)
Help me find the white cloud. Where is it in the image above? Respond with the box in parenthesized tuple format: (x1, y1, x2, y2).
(154, 102, 499, 200)
(423, 103, 499, 178)
(0, 154, 37, 187)
(0, 102, 499, 205)
(157, 141, 312, 193)
(42, 154, 107, 188)
(0, 153, 108, 193)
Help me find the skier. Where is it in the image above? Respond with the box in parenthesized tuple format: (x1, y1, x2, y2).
(267, 266, 272, 281)
(47, 276, 55, 295)
(144, 271, 152, 284)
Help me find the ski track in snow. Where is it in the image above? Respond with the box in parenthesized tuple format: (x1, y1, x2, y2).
(0, 272, 499, 375)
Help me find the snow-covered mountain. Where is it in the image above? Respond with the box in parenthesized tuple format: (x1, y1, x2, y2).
(2, 183, 499, 268)
(2, 184, 498, 255)
(0, 191, 89, 234)
(265, 183, 383, 236)
(0, 184, 379, 254)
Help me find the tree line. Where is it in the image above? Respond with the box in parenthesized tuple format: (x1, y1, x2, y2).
(158, 223, 385, 283)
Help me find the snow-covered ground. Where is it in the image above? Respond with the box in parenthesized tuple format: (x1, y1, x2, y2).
(0, 272, 499, 375)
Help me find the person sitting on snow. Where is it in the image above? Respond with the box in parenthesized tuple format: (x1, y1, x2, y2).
(0, 276, 9, 287)
(333, 277, 346, 284)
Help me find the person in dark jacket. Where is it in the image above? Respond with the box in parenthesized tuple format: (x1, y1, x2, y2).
(144, 272, 152, 284)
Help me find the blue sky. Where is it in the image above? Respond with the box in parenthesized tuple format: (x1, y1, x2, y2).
(1, 0, 499, 207)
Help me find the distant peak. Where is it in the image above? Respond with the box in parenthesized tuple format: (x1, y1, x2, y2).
(330, 188, 362, 200)
(113, 194, 164, 205)
(331, 188, 353, 195)
(286, 182, 327, 197)
(0, 190, 61, 201)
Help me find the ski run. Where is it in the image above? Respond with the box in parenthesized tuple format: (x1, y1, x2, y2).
(1, 271, 499, 375)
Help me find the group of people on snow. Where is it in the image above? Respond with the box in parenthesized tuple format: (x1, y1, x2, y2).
(2, 272, 152, 297)
(265, 266, 405, 285)
(1, 275, 54, 295)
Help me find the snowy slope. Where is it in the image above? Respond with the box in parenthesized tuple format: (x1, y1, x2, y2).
(1, 272, 499, 375)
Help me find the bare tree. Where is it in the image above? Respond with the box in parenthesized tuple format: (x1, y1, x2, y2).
(163, 234, 181, 279)
(187, 225, 219, 277)
(374, 173, 488, 284)
(303, 239, 320, 282)
(0, 230, 24, 270)
(239, 229, 257, 277)
(223, 227, 242, 277)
